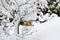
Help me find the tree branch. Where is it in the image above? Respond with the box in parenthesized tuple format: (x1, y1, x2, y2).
(19, 0, 31, 7)
(1, 0, 8, 11)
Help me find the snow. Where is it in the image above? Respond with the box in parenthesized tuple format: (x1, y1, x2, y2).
(0, 0, 60, 40)
(25, 17, 60, 40)
(1, 17, 60, 40)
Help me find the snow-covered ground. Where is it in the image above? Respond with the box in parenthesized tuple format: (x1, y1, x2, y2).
(0, 17, 60, 40)
(25, 17, 60, 40)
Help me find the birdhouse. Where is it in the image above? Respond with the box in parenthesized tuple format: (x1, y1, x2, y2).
(23, 20, 34, 26)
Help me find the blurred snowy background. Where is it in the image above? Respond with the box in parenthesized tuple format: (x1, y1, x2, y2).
(0, 0, 60, 40)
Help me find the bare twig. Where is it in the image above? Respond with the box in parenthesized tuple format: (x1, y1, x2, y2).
(19, 0, 31, 7)
(5, 0, 11, 5)
(1, 0, 8, 11)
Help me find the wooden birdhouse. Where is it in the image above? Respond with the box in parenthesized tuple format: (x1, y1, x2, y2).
(23, 20, 34, 26)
